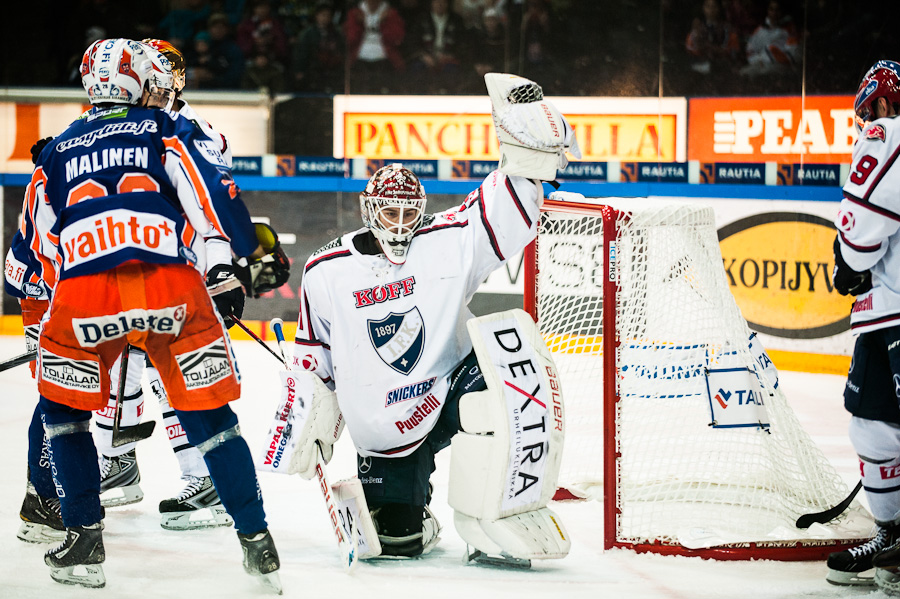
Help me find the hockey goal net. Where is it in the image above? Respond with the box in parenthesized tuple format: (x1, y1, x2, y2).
(524, 194, 872, 560)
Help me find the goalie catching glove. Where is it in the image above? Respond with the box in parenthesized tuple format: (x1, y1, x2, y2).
(485, 73, 581, 182)
(234, 223, 291, 298)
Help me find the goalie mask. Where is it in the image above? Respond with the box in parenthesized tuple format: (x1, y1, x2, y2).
(360, 164, 427, 265)
(81, 38, 174, 107)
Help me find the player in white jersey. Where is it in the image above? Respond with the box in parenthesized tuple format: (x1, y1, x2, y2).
(826, 60, 900, 591)
(290, 74, 578, 561)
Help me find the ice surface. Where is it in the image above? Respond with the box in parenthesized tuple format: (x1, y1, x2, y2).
(0, 336, 869, 598)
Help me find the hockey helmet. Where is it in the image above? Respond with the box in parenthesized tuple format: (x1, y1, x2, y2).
(142, 38, 186, 93)
(360, 163, 427, 265)
(81, 38, 174, 106)
(854, 60, 900, 132)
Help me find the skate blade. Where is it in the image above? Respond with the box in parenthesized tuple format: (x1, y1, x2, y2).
(826, 567, 875, 586)
(876, 568, 900, 595)
(255, 571, 283, 595)
(160, 506, 234, 531)
(100, 485, 144, 508)
(17, 521, 66, 544)
(49, 564, 106, 588)
(464, 548, 531, 570)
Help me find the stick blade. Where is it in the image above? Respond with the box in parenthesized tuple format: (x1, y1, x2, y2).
(111, 421, 156, 447)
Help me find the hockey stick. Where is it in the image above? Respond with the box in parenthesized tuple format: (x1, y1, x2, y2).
(111, 346, 156, 447)
(269, 317, 359, 571)
(230, 315, 286, 365)
(0, 350, 37, 373)
(796, 481, 863, 528)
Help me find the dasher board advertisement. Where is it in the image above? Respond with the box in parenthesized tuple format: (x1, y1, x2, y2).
(689, 96, 855, 165)
(333, 95, 687, 163)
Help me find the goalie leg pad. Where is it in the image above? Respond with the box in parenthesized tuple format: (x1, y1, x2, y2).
(455, 508, 570, 563)
(332, 478, 382, 559)
(449, 309, 568, 560)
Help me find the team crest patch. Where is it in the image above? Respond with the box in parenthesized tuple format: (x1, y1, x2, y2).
(866, 124, 887, 142)
(368, 308, 425, 375)
(40, 348, 101, 392)
(176, 338, 233, 390)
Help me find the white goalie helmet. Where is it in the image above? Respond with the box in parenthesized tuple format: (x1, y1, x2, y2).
(80, 38, 175, 106)
(360, 163, 427, 265)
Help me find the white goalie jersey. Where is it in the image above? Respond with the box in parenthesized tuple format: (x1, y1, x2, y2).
(294, 171, 541, 458)
(836, 115, 900, 334)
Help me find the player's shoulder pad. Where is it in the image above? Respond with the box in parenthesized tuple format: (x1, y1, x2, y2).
(417, 208, 471, 235)
(305, 235, 353, 273)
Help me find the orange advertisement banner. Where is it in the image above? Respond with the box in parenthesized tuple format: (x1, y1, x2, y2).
(688, 96, 855, 164)
(344, 113, 678, 162)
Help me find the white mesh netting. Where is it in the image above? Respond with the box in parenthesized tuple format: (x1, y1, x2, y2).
(533, 197, 872, 550)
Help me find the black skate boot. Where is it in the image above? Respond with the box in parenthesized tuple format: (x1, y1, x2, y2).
(44, 523, 106, 588)
(18, 482, 65, 544)
(159, 475, 233, 530)
(99, 449, 143, 507)
(237, 528, 282, 594)
(371, 503, 441, 558)
(827, 523, 899, 585)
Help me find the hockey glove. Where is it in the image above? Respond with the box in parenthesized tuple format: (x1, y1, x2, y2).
(30, 137, 53, 165)
(233, 223, 291, 298)
(485, 73, 581, 181)
(833, 236, 873, 296)
(289, 371, 344, 480)
(206, 264, 244, 328)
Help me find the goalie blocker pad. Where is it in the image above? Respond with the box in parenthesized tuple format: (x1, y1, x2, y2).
(257, 369, 343, 478)
(449, 309, 569, 560)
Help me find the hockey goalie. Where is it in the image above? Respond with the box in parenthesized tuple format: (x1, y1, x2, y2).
(259, 73, 579, 566)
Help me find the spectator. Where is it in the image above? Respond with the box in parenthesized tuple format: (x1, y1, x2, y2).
(739, 0, 800, 79)
(242, 51, 287, 94)
(685, 0, 741, 75)
(408, 0, 470, 92)
(454, 0, 506, 31)
(188, 13, 246, 89)
(291, 1, 345, 92)
(236, 0, 290, 65)
(472, 7, 506, 79)
(157, 0, 211, 51)
(345, 0, 407, 94)
(518, 0, 553, 79)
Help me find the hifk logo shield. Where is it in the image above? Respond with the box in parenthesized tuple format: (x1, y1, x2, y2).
(368, 308, 425, 375)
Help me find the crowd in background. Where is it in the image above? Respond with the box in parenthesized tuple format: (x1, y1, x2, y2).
(5, 0, 899, 97)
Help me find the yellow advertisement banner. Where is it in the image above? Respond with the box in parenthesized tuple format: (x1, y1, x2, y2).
(343, 113, 678, 161)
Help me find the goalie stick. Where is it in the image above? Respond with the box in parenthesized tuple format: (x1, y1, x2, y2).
(111, 346, 156, 447)
(230, 315, 286, 364)
(795, 481, 863, 529)
(269, 317, 359, 571)
(0, 350, 36, 373)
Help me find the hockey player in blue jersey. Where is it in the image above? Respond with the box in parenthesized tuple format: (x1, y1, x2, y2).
(10, 39, 287, 591)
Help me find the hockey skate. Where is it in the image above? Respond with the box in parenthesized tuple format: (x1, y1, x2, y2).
(18, 482, 65, 544)
(159, 476, 233, 530)
(99, 449, 143, 507)
(827, 524, 899, 586)
(372, 504, 442, 558)
(44, 523, 106, 588)
(237, 528, 282, 594)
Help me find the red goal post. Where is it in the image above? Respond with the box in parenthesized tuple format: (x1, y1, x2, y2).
(524, 196, 872, 561)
